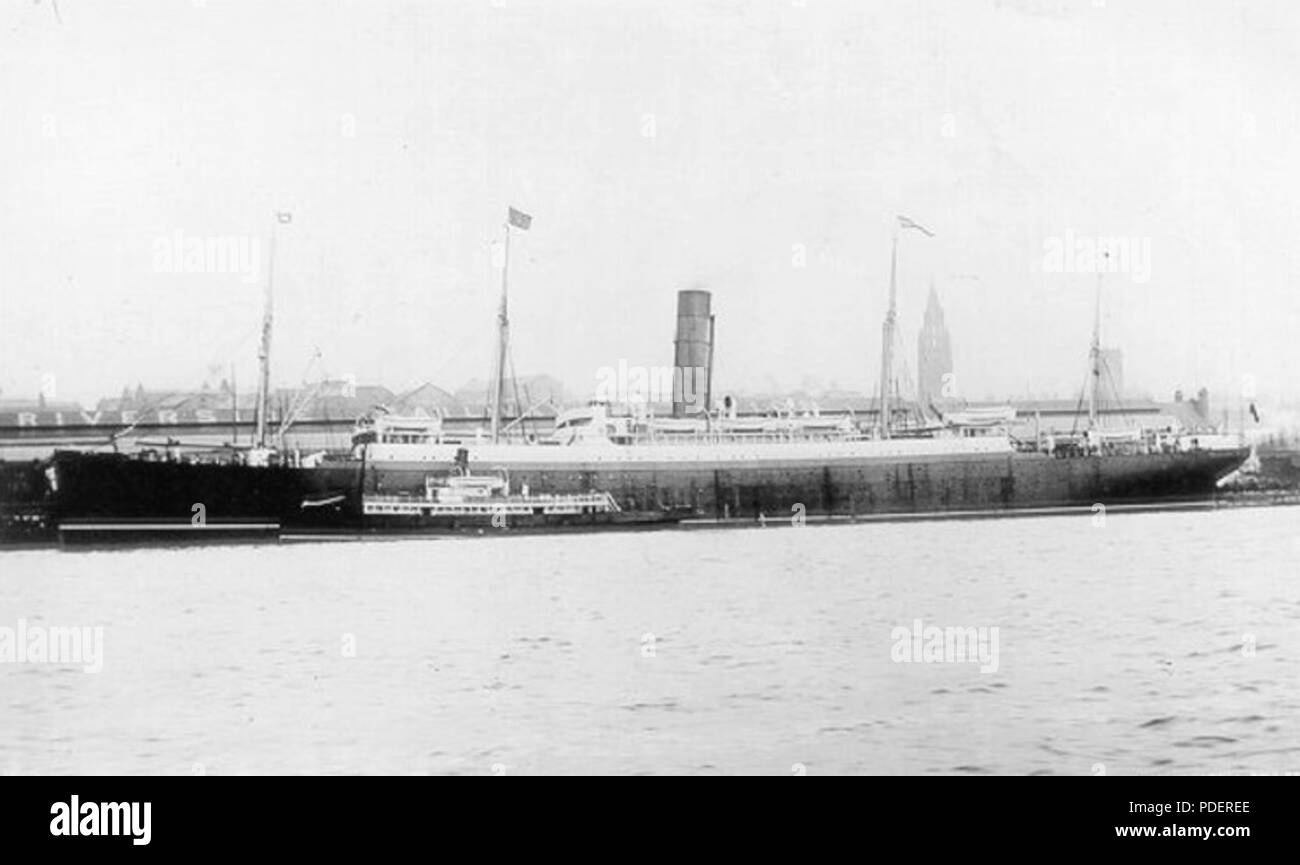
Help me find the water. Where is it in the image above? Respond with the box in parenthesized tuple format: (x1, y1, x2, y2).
(2, 506, 1298, 776)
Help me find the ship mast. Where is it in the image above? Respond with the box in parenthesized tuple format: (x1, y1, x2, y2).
(879, 215, 933, 439)
(230, 363, 238, 445)
(255, 211, 290, 451)
(490, 221, 511, 444)
(1088, 255, 1105, 430)
(490, 208, 531, 442)
(879, 229, 899, 439)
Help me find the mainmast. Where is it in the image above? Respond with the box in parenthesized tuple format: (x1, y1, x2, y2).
(879, 215, 933, 439)
(491, 207, 531, 443)
(490, 223, 510, 444)
(878, 230, 899, 439)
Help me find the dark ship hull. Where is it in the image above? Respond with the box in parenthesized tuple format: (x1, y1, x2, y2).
(365, 447, 1249, 521)
(0, 445, 1246, 547)
(42, 451, 363, 546)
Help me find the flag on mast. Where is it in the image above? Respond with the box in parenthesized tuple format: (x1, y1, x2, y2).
(896, 214, 933, 236)
(508, 207, 532, 230)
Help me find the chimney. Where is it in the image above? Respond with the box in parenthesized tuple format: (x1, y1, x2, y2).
(672, 289, 712, 417)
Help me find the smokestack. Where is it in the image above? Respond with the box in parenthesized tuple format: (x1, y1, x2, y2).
(672, 289, 712, 417)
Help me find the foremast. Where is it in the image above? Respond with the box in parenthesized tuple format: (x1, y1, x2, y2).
(254, 211, 291, 456)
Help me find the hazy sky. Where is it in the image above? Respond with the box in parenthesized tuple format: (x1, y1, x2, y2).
(1, 0, 1297, 406)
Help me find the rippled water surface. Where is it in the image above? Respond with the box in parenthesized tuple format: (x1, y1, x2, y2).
(2, 507, 1298, 775)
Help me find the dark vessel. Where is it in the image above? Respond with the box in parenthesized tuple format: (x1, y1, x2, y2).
(49, 450, 361, 546)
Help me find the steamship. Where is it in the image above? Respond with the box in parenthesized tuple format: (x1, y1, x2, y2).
(343, 216, 1246, 528)
(3, 212, 1248, 545)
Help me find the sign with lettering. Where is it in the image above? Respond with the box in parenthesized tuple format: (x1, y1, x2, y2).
(0, 409, 248, 428)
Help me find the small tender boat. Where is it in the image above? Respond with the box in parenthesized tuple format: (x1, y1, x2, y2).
(360, 450, 682, 535)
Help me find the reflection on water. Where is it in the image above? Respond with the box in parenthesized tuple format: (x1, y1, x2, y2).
(1, 507, 1298, 775)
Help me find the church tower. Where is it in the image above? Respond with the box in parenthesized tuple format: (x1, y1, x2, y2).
(917, 283, 953, 405)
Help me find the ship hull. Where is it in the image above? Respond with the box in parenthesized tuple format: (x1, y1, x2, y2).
(366, 447, 1250, 520)
(14, 445, 1249, 546)
(42, 451, 362, 545)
